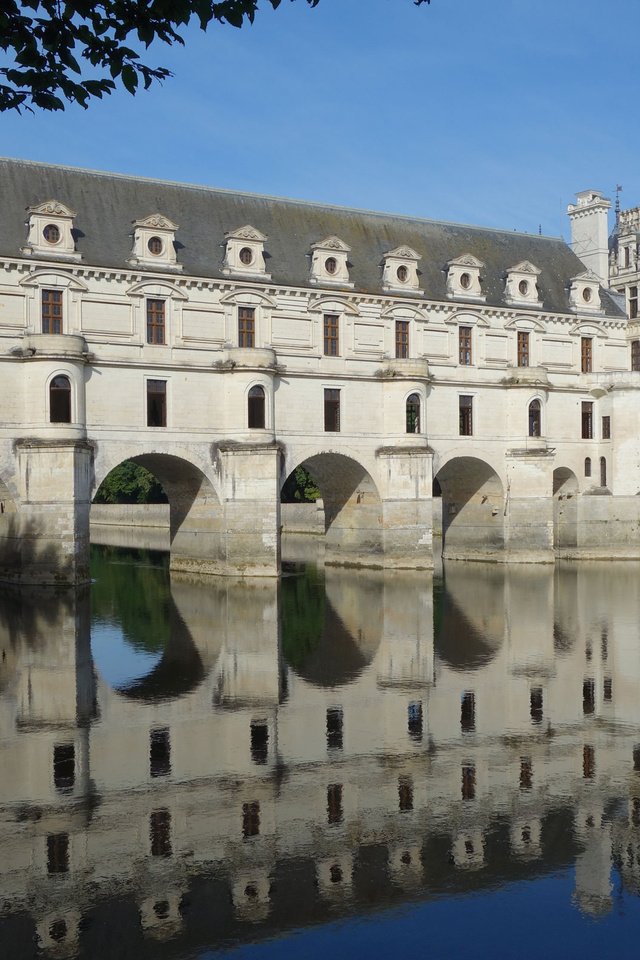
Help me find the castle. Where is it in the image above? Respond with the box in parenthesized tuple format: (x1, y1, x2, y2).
(0, 159, 637, 584)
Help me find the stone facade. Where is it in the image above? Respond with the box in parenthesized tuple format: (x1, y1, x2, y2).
(0, 160, 639, 583)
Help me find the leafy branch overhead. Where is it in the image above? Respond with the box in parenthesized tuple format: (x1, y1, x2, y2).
(0, 0, 430, 112)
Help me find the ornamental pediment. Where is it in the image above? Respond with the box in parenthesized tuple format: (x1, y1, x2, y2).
(133, 213, 179, 231)
(570, 269, 601, 284)
(225, 224, 268, 242)
(385, 245, 421, 261)
(311, 235, 351, 253)
(28, 199, 76, 218)
(508, 260, 541, 276)
(447, 253, 485, 269)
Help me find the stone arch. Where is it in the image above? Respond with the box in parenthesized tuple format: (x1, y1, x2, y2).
(281, 451, 383, 567)
(92, 451, 223, 577)
(433, 456, 505, 560)
(553, 467, 578, 551)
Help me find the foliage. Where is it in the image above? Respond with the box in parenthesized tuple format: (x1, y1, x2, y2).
(281, 465, 320, 503)
(93, 460, 168, 504)
(1, 1, 430, 112)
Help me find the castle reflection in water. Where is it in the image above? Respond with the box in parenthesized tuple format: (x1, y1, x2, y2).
(2, 546, 640, 958)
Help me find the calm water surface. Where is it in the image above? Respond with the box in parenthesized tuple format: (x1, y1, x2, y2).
(2, 545, 640, 958)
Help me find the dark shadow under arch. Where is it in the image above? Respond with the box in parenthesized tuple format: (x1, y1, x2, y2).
(434, 457, 504, 559)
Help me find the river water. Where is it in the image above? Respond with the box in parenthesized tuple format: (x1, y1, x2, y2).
(2, 543, 640, 958)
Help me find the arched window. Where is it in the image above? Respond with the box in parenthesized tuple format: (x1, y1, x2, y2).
(528, 399, 541, 437)
(50, 375, 71, 423)
(406, 394, 420, 433)
(584, 457, 591, 478)
(600, 456, 607, 488)
(248, 385, 266, 429)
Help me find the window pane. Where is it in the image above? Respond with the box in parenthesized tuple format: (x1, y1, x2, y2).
(459, 395, 473, 436)
(581, 401, 593, 439)
(238, 307, 255, 348)
(517, 331, 530, 367)
(581, 337, 592, 373)
(42, 289, 63, 335)
(602, 415, 611, 439)
(323, 314, 339, 356)
(459, 326, 472, 365)
(147, 299, 166, 345)
(395, 320, 409, 359)
(50, 375, 71, 423)
(632, 339, 640, 371)
(406, 393, 420, 433)
(324, 388, 340, 432)
(147, 380, 167, 428)
(248, 385, 265, 429)
(528, 399, 541, 437)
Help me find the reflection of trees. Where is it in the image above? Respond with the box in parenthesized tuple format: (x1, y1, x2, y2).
(281, 565, 325, 670)
(281, 565, 379, 687)
(90, 545, 170, 654)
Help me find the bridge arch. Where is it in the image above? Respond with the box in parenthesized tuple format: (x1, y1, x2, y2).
(92, 451, 223, 577)
(434, 455, 505, 561)
(281, 451, 384, 567)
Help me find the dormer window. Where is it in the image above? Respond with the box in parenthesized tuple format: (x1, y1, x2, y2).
(310, 237, 352, 287)
(43, 223, 60, 244)
(22, 200, 80, 261)
(505, 261, 542, 308)
(382, 246, 421, 294)
(223, 226, 270, 279)
(128, 214, 181, 270)
(446, 255, 485, 301)
(568, 271, 603, 313)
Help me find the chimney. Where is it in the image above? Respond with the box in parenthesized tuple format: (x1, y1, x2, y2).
(568, 190, 611, 285)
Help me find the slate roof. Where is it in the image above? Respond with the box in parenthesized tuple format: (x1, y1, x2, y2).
(0, 157, 625, 318)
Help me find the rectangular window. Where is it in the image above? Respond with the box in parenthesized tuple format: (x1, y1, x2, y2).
(459, 326, 472, 365)
(323, 313, 339, 356)
(150, 728, 171, 778)
(327, 784, 343, 824)
(146, 298, 166, 345)
(581, 337, 593, 373)
(53, 743, 75, 792)
(461, 691, 475, 733)
(517, 331, 530, 367)
(324, 388, 340, 432)
(47, 833, 69, 874)
(459, 395, 473, 436)
(395, 320, 409, 359)
(42, 289, 63, 334)
(408, 701, 423, 741)
(632, 339, 640, 371)
(150, 809, 172, 856)
(147, 379, 167, 428)
(242, 801, 260, 838)
(625, 246, 631, 268)
(530, 687, 543, 724)
(326, 707, 343, 750)
(581, 401, 593, 439)
(238, 306, 255, 348)
(398, 776, 413, 812)
(630, 286, 638, 320)
(602, 415, 611, 439)
(250, 721, 269, 764)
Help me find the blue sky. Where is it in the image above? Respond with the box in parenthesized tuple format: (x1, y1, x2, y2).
(0, 0, 637, 238)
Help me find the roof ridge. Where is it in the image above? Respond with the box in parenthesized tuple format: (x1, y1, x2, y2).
(0, 156, 565, 242)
